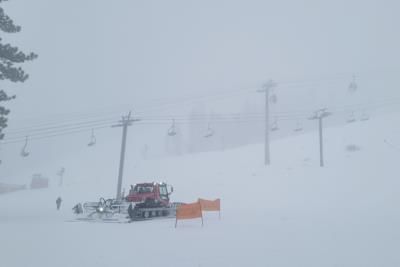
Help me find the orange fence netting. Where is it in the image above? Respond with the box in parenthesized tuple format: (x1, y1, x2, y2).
(198, 198, 221, 212)
(175, 202, 203, 227)
(175, 198, 222, 227)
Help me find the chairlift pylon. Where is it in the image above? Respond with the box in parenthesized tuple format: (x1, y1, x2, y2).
(20, 136, 30, 157)
(87, 129, 96, 147)
(167, 119, 177, 136)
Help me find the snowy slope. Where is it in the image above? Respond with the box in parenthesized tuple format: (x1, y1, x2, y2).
(1, 113, 400, 267)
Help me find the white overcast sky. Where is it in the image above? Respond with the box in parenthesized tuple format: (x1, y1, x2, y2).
(2, 0, 399, 124)
(1, 0, 400, 181)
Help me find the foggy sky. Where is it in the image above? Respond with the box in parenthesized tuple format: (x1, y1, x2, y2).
(1, 0, 400, 181)
(3, 0, 398, 120)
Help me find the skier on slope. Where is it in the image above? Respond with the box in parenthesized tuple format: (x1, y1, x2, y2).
(56, 197, 62, 210)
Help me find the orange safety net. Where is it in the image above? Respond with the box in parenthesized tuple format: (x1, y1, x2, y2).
(198, 198, 221, 211)
(176, 202, 203, 220)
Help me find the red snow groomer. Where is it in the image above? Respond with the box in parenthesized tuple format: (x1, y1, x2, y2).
(125, 182, 178, 220)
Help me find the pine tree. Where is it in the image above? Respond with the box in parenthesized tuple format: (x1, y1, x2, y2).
(0, 0, 37, 140)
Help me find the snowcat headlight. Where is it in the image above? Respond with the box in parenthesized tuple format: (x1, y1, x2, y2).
(98, 207, 104, 212)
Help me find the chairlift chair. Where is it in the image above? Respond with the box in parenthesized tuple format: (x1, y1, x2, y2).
(348, 75, 358, 93)
(204, 123, 214, 138)
(270, 118, 279, 131)
(269, 93, 278, 104)
(294, 121, 303, 132)
(308, 112, 319, 120)
(360, 112, 370, 121)
(346, 112, 356, 123)
(267, 86, 278, 104)
(167, 119, 177, 136)
(20, 136, 30, 157)
(87, 129, 96, 147)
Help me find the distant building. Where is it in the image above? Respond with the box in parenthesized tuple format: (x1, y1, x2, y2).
(30, 174, 49, 189)
(0, 183, 26, 194)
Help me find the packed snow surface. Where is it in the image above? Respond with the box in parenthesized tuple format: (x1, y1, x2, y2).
(1, 113, 400, 267)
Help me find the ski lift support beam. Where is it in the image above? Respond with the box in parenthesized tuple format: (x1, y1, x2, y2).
(112, 111, 140, 200)
(309, 108, 332, 167)
(257, 79, 277, 166)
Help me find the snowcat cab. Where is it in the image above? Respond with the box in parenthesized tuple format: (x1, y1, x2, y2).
(125, 182, 176, 219)
(126, 182, 173, 207)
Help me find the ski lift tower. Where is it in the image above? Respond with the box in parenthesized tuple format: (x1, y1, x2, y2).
(309, 108, 332, 167)
(112, 111, 140, 200)
(257, 79, 277, 166)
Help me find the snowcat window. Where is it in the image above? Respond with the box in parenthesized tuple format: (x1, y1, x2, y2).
(146, 186, 154, 192)
(134, 185, 154, 193)
(160, 185, 168, 196)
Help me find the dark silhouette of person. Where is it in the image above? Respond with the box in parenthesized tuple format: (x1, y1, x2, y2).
(128, 203, 134, 219)
(56, 197, 62, 210)
(72, 203, 83, 214)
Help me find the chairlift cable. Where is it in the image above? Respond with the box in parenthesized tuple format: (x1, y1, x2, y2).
(4, 120, 115, 140)
(1, 125, 111, 145)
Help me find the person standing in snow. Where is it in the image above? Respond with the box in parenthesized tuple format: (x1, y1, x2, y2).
(72, 203, 83, 214)
(128, 203, 134, 219)
(56, 197, 62, 210)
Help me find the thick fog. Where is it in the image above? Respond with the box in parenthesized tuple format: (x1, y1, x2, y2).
(2, 0, 400, 183)
(1, 0, 400, 181)
(2, 1, 400, 267)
